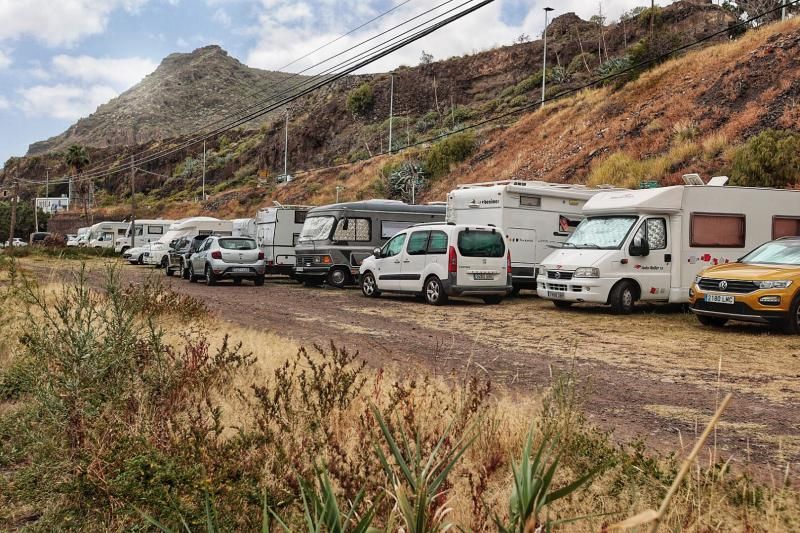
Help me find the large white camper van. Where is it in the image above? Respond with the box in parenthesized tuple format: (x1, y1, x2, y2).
(255, 205, 311, 276)
(447, 180, 617, 291)
(115, 219, 175, 253)
(537, 177, 800, 313)
(144, 217, 233, 267)
(232, 218, 257, 239)
(87, 222, 129, 249)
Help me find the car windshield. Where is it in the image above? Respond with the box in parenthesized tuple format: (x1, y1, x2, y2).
(299, 216, 335, 242)
(457, 230, 505, 257)
(565, 216, 638, 249)
(219, 238, 256, 250)
(740, 240, 800, 266)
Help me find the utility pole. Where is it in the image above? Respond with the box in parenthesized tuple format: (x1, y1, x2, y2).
(8, 166, 18, 246)
(284, 109, 289, 178)
(130, 155, 136, 249)
(33, 199, 38, 233)
(45, 167, 49, 197)
(388, 75, 394, 154)
(542, 7, 554, 109)
(202, 140, 206, 201)
(783, 0, 788, 21)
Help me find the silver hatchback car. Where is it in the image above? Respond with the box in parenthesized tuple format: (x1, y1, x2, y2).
(187, 236, 266, 286)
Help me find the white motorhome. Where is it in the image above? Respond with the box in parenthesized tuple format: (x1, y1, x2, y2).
(255, 205, 311, 276)
(447, 180, 618, 291)
(232, 218, 257, 239)
(115, 219, 175, 253)
(87, 222, 129, 249)
(144, 217, 233, 267)
(68, 227, 90, 247)
(537, 177, 800, 313)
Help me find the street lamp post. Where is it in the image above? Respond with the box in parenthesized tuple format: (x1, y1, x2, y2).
(541, 7, 554, 109)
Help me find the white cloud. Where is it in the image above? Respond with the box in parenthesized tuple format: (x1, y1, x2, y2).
(18, 84, 118, 120)
(0, 95, 9, 110)
(212, 7, 232, 27)
(0, 0, 150, 47)
(52, 55, 157, 88)
(0, 49, 10, 69)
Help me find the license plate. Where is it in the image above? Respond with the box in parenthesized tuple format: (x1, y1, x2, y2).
(295, 267, 305, 272)
(232, 267, 251, 273)
(705, 294, 734, 304)
(548, 291, 565, 299)
(473, 273, 495, 280)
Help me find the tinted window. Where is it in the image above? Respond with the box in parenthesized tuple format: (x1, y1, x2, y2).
(457, 230, 505, 257)
(219, 238, 257, 250)
(382, 234, 406, 257)
(427, 231, 448, 254)
(773, 217, 800, 239)
(295, 210, 307, 224)
(381, 220, 415, 239)
(406, 231, 429, 255)
(691, 213, 745, 248)
(148, 226, 164, 234)
(333, 218, 371, 242)
(742, 240, 800, 265)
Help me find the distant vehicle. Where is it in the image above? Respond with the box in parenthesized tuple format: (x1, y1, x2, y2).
(447, 180, 620, 292)
(4, 238, 27, 247)
(166, 234, 209, 278)
(359, 223, 512, 305)
(538, 176, 800, 313)
(29, 232, 50, 245)
(690, 237, 800, 333)
(114, 219, 175, 253)
(186, 236, 265, 286)
(122, 246, 148, 264)
(144, 217, 233, 267)
(232, 218, 257, 239)
(255, 204, 311, 276)
(67, 227, 90, 247)
(294, 200, 446, 288)
(87, 222, 129, 249)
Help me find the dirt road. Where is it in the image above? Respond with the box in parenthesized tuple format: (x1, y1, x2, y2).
(27, 259, 800, 478)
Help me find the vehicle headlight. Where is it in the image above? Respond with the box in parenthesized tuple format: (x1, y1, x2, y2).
(757, 280, 793, 289)
(313, 255, 332, 264)
(574, 267, 600, 278)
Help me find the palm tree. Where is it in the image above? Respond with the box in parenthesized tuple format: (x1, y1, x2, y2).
(64, 145, 91, 223)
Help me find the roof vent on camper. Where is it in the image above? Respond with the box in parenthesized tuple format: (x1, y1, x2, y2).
(707, 176, 729, 187)
(682, 173, 705, 186)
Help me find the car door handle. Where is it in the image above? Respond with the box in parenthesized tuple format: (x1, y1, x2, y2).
(403, 260, 411, 263)
(393, 260, 401, 263)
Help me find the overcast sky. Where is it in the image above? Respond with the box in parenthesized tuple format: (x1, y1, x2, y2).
(0, 0, 679, 168)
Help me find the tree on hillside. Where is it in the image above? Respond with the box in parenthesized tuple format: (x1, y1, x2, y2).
(64, 145, 92, 224)
(730, 129, 800, 188)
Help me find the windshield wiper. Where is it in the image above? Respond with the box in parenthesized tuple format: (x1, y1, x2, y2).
(574, 243, 601, 249)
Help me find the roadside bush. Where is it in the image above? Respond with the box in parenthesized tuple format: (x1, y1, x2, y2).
(730, 129, 800, 188)
(568, 52, 596, 74)
(672, 119, 699, 143)
(347, 83, 375, 117)
(425, 132, 477, 180)
(588, 152, 646, 188)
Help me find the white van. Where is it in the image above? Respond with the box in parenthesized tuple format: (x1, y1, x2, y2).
(232, 218, 257, 239)
(537, 177, 800, 313)
(255, 205, 311, 276)
(144, 217, 233, 267)
(87, 222, 129, 249)
(68, 227, 90, 247)
(447, 180, 619, 291)
(359, 223, 512, 305)
(115, 219, 175, 253)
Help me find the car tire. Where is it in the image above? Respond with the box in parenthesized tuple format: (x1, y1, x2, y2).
(205, 265, 217, 286)
(697, 314, 728, 328)
(327, 267, 350, 289)
(482, 295, 503, 305)
(609, 280, 637, 315)
(553, 300, 573, 309)
(137, 255, 144, 265)
(361, 272, 381, 298)
(188, 264, 198, 283)
(783, 295, 800, 335)
(254, 276, 265, 286)
(160, 256, 168, 269)
(182, 261, 190, 280)
(424, 276, 448, 306)
(166, 267, 174, 277)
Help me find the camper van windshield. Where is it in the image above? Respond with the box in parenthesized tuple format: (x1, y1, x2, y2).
(565, 216, 638, 249)
(299, 216, 335, 242)
(741, 240, 800, 266)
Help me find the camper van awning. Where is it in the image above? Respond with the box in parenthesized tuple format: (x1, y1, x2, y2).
(583, 186, 685, 215)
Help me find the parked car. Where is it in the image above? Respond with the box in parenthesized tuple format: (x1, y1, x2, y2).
(29, 232, 51, 245)
(187, 236, 265, 286)
(4, 238, 27, 247)
(359, 223, 512, 305)
(123, 246, 148, 264)
(166, 235, 209, 278)
(690, 237, 800, 333)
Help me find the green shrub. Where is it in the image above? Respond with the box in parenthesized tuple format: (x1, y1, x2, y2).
(730, 129, 800, 188)
(509, 95, 528, 108)
(568, 52, 596, 74)
(347, 83, 375, 116)
(425, 132, 476, 180)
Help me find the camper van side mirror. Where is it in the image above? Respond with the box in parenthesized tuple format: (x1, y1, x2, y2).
(630, 237, 650, 257)
(373, 247, 382, 259)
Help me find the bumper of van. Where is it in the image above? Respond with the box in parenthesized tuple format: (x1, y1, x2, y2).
(536, 275, 614, 303)
(442, 275, 512, 296)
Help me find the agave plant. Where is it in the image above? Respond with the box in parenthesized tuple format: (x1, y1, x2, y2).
(371, 404, 477, 533)
(497, 428, 606, 533)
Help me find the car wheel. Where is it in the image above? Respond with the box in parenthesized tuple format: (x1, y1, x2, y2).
(205, 265, 217, 286)
(137, 255, 144, 265)
(553, 300, 573, 309)
(327, 267, 350, 289)
(361, 272, 381, 298)
(697, 314, 728, 327)
(783, 295, 800, 335)
(424, 276, 448, 306)
(482, 295, 503, 305)
(160, 256, 168, 269)
(166, 267, 174, 277)
(609, 280, 637, 315)
(254, 276, 265, 287)
(189, 264, 198, 283)
(182, 261, 190, 280)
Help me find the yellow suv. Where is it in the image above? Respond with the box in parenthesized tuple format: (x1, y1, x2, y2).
(690, 237, 800, 334)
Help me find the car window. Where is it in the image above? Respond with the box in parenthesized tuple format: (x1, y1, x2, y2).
(219, 238, 257, 250)
(333, 218, 371, 242)
(633, 218, 667, 250)
(200, 239, 213, 252)
(427, 231, 448, 254)
(406, 231, 429, 255)
(382, 233, 407, 257)
(457, 230, 505, 257)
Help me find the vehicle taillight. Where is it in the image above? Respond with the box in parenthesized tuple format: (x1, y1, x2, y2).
(211, 251, 222, 259)
(258, 251, 265, 260)
(507, 250, 512, 274)
(448, 246, 457, 274)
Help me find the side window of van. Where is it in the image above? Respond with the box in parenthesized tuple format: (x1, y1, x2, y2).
(632, 219, 667, 250)
(148, 226, 163, 235)
(334, 218, 371, 242)
(382, 233, 406, 258)
(427, 231, 448, 254)
(406, 232, 430, 255)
